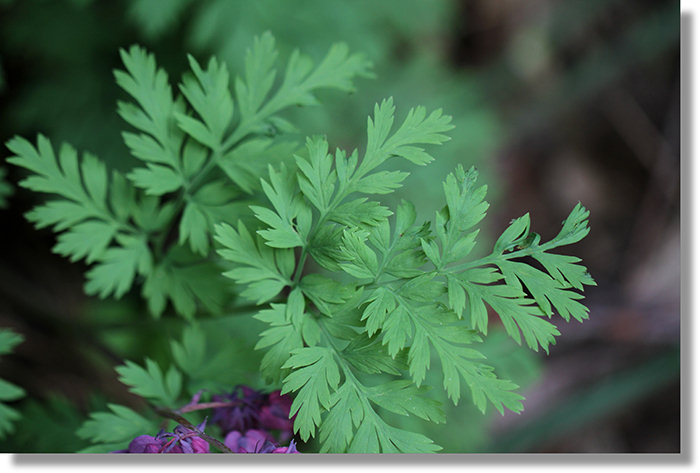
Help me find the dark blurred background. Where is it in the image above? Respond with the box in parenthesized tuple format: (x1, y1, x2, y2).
(0, 0, 680, 453)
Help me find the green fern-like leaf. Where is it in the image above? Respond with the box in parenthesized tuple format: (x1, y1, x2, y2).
(116, 358, 182, 407)
(7, 33, 370, 319)
(6, 34, 593, 453)
(76, 404, 159, 453)
(218, 97, 592, 452)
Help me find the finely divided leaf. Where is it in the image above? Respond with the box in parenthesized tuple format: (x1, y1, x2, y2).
(116, 45, 187, 196)
(254, 303, 304, 384)
(85, 235, 152, 299)
(76, 403, 158, 451)
(252, 164, 309, 248)
(318, 382, 363, 453)
(143, 252, 229, 319)
(228, 32, 371, 148)
(281, 346, 340, 441)
(6, 135, 157, 300)
(235, 32, 278, 122)
(170, 324, 206, 376)
(263, 42, 372, 114)
(7, 136, 116, 234)
(214, 221, 293, 303)
(346, 404, 441, 453)
(177, 55, 234, 150)
(360, 97, 454, 174)
(435, 169, 593, 356)
(116, 358, 182, 407)
(116, 45, 183, 163)
(218, 138, 298, 194)
(295, 136, 336, 212)
(366, 380, 445, 424)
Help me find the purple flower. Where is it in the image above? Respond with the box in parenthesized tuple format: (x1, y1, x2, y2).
(211, 386, 294, 436)
(211, 385, 266, 434)
(272, 440, 299, 454)
(224, 429, 276, 453)
(125, 435, 163, 453)
(224, 429, 299, 454)
(259, 390, 294, 434)
(121, 422, 210, 454)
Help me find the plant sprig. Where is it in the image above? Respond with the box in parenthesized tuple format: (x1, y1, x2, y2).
(6, 32, 593, 453)
(215, 95, 594, 451)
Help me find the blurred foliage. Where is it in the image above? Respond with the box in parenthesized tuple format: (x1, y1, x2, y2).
(0, 0, 502, 217)
(484, 347, 680, 453)
(0, 328, 25, 439)
(0, 167, 12, 207)
(0, 0, 679, 453)
(7, 394, 88, 453)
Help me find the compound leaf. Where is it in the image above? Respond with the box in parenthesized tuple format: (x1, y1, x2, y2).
(76, 404, 158, 451)
(281, 346, 340, 441)
(116, 358, 182, 407)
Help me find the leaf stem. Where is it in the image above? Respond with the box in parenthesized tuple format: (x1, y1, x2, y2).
(444, 242, 559, 274)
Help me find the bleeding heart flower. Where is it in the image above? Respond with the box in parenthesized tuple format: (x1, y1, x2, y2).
(223, 429, 299, 454)
(120, 421, 210, 454)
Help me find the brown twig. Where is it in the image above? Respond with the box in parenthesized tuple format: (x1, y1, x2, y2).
(179, 401, 241, 413)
